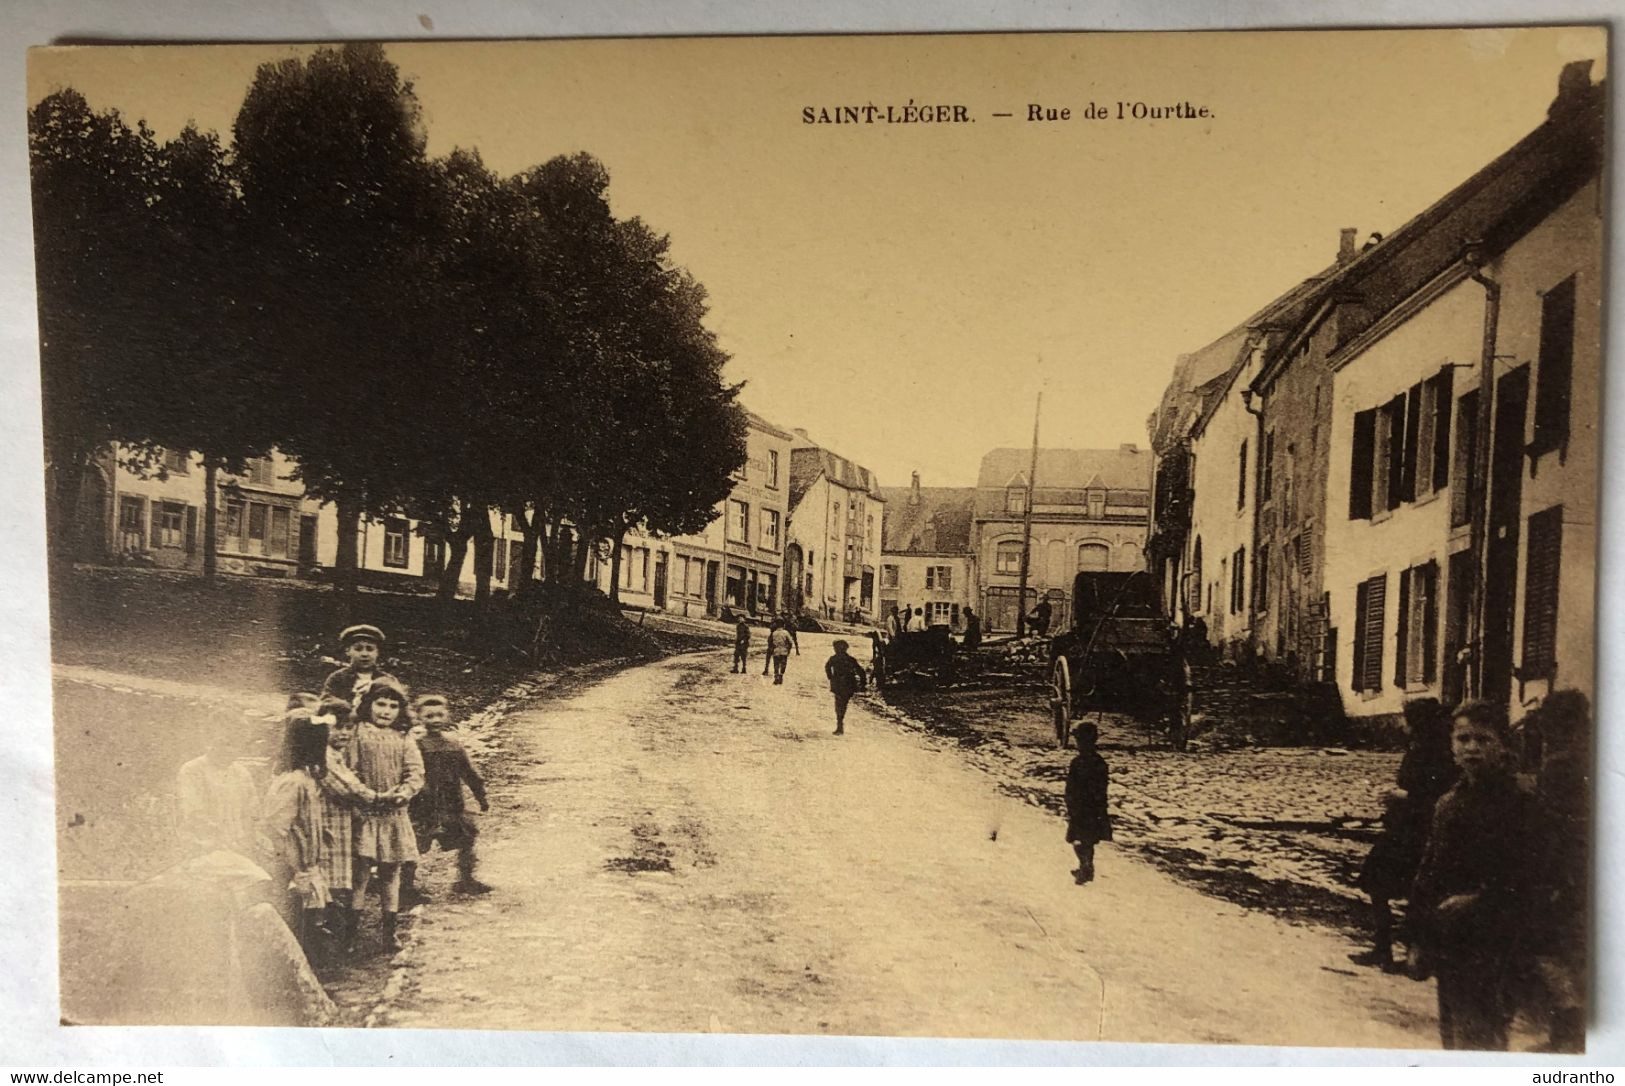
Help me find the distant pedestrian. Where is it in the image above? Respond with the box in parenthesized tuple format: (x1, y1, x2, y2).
(824, 639, 866, 736)
(1349, 698, 1456, 973)
(886, 606, 902, 639)
(348, 678, 424, 953)
(767, 621, 795, 684)
(906, 607, 927, 633)
(1028, 598, 1053, 637)
(731, 615, 751, 673)
(1525, 689, 1590, 1052)
(1064, 722, 1112, 885)
(1409, 700, 1534, 1051)
(404, 694, 492, 903)
(763, 618, 778, 676)
(176, 723, 259, 858)
(320, 624, 398, 710)
(961, 607, 982, 651)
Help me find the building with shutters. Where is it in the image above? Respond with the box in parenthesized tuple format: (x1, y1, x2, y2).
(876, 474, 977, 631)
(786, 432, 885, 623)
(971, 446, 1151, 634)
(1316, 65, 1603, 722)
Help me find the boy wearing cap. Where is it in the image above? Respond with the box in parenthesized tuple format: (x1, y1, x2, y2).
(320, 624, 399, 709)
(404, 694, 492, 900)
(824, 640, 866, 736)
(1064, 723, 1113, 885)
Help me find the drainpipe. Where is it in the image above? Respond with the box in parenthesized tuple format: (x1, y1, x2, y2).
(1463, 243, 1501, 701)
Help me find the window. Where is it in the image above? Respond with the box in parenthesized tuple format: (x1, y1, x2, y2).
(1006, 487, 1026, 515)
(156, 501, 187, 549)
(1088, 489, 1106, 519)
(618, 545, 632, 588)
(247, 504, 268, 548)
(1400, 381, 1423, 503)
(1521, 505, 1564, 680)
(996, 541, 1022, 574)
(728, 500, 749, 543)
(269, 506, 291, 559)
(225, 499, 244, 541)
(926, 566, 952, 591)
(641, 548, 651, 591)
(881, 564, 899, 589)
(930, 601, 954, 625)
(1532, 276, 1576, 457)
(1352, 574, 1387, 692)
(1396, 560, 1439, 687)
(1261, 430, 1274, 502)
(1254, 545, 1270, 613)
(161, 448, 189, 475)
(244, 457, 275, 486)
(1236, 440, 1248, 510)
(1428, 368, 1454, 494)
(1379, 394, 1406, 512)
(1450, 390, 1480, 529)
(383, 518, 409, 568)
(1230, 546, 1246, 614)
(1079, 542, 1109, 572)
(761, 509, 781, 551)
(767, 450, 780, 489)
(118, 495, 146, 550)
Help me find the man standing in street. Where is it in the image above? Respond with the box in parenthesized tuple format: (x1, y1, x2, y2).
(767, 620, 795, 684)
(732, 615, 751, 673)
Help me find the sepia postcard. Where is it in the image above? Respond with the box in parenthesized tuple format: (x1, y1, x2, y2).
(26, 27, 1604, 1053)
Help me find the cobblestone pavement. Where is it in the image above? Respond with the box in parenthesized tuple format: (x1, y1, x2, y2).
(876, 682, 1401, 930)
(383, 637, 1437, 1047)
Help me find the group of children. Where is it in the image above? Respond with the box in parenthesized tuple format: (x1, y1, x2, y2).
(181, 623, 493, 965)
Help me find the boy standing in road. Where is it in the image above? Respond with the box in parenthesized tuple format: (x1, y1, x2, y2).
(824, 639, 866, 735)
(1408, 700, 1534, 1051)
(1064, 722, 1112, 884)
(732, 616, 751, 673)
(767, 620, 796, 684)
(404, 694, 492, 902)
(320, 624, 398, 710)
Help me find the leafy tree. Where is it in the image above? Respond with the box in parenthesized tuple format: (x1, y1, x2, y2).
(232, 44, 439, 593)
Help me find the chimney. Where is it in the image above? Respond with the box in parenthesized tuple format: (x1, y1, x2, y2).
(910, 471, 921, 504)
(1338, 227, 1358, 264)
(1551, 59, 1594, 117)
(1120, 442, 1138, 454)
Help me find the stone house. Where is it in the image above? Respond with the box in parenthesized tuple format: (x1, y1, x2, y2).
(786, 433, 884, 622)
(876, 474, 977, 631)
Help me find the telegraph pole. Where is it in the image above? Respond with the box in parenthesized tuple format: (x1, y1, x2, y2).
(1016, 391, 1042, 637)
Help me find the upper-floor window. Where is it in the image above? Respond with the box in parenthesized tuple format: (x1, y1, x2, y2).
(926, 566, 952, 591)
(1349, 367, 1455, 521)
(161, 448, 189, 476)
(767, 449, 780, 489)
(1006, 487, 1026, 515)
(1261, 430, 1274, 502)
(995, 541, 1022, 574)
(728, 499, 749, 543)
(1236, 440, 1248, 510)
(761, 508, 782, 552)
(881, 564, 899, 588)
(243, 456, 275, 487)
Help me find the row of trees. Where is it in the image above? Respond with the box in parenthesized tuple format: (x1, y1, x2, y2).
(32, 43, 748, 602)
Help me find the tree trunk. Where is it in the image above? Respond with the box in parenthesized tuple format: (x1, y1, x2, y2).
(471, 509, 495, 610)
(509, 506, 540, 595)
(202, 458, 220, 582)
(607, 529, 625, 604)
(334, 497, 361, 596)
(439, 527, 469, 602)
(575, 532, 594, 586)
(545, 519, 569, 586)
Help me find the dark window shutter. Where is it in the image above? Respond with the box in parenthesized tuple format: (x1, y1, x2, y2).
(1385, 395, 1407, 511)
(1521, 505, 1564, 679)
(1401, 383, 1423, 502)
(1422, 560, 1439, 685)
(1395, 567, 1411, 687)
(1352, 581, 1369, 691)
(1432, 368, 1454, 491)
(1350, 409, 1376, 519)
(1360, 574, 1386, 691)
(1237, 440, 1248, 510)
(1533, 276, 1576, 455)
(1451, 390, 1479, 528)
(184, 505, 198, 554)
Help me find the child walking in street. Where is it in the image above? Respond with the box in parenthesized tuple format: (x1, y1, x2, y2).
(1064, 722, 1112, 884)
(824, 639, 866, 735)
(320, 624, 399, 709)
(732, 616, 751, 674)
(404, 694, 492, 903)
(767, 620, 795, 684)
(1408, 699, 1535, 1051)
(347, 678, 423, 952)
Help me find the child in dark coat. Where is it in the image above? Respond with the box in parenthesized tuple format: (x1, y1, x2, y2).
(320, 624, 399, 710)
(1064, 723, 1113, 884)
(1527, 689, 1590, 1053)
(404, 694, 492, 901)
(1409, 699, 1535, 1051)
(824, 640, 866, 736)
(732, 617, 751, 674)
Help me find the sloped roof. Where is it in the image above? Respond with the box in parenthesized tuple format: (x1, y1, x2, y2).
(788, 444, 883, 509)
(877, 486, 976, 554)
(741, 407, 796, 442)
(976, 447, 1151, 492)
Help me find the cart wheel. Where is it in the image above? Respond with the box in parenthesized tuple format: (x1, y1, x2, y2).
(1051, 656, 1073, 749)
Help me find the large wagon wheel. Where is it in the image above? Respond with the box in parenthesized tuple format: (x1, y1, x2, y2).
(1050, 656, 1073, 749)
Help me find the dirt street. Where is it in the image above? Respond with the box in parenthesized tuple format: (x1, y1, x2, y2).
(383, 634, 1437, 1047)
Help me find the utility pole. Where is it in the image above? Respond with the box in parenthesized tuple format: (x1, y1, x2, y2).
(1016, 391, 1042, 637)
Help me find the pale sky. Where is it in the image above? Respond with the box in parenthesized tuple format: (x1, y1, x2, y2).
(29, 28, 1607, 490)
